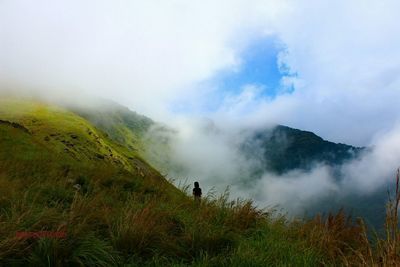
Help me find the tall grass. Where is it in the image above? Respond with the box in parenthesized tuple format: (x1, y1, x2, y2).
(291, 169, 400, 266)
(3, 166, 400, 266)
(2, 148, 400, 266)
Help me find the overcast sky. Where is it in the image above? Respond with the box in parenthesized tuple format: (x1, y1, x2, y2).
(1, 0, 400, 146)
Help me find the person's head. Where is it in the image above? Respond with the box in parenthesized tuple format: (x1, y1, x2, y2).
(194, 181, 199, 188)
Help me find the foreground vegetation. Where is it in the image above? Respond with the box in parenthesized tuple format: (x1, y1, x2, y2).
(0, 98, 399, 266)
(2, 170, 400, 266)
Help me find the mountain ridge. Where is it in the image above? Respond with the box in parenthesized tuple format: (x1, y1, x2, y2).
(242, 124, 364, 174)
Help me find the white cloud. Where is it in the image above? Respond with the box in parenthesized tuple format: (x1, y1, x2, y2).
(271, 0, 400, 145)
(252, 166, 338, 214)
(341, 125, 400, 193)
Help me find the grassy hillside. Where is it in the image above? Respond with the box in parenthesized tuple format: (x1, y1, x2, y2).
(0, 97, 399, 266)
(67, 99, 175, 178)
(70, 100, 154, 153)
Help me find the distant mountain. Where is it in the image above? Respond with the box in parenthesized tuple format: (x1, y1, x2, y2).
(242, 125, 364, 174)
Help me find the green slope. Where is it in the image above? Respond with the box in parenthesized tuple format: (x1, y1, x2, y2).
(0, 98, 172, 188)
(0, 97, 336, 266)
(67, 100, 174, 176)
(0, 98, 185, 264)
(71, 100, 154, 153)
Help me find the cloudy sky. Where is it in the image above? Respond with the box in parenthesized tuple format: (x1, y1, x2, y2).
(1, 0, 400, 147)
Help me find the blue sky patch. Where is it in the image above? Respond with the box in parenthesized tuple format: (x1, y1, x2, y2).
(212, 36, 288, 98)
(170, 36, 294, 114)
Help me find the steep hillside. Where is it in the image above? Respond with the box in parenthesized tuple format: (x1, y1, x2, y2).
(0, 98, 170, 188)
(71, 100, 154, 153)
(0, 98, 187, 265)
(68, 101, 175, 176)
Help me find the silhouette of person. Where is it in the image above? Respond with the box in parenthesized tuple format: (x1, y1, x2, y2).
(193, 181, 202, 204)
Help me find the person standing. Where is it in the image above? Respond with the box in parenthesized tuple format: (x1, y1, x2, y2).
(193, 181, 202, 204)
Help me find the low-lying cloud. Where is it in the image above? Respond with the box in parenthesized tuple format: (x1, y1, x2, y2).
(145, 118, 400, 216)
